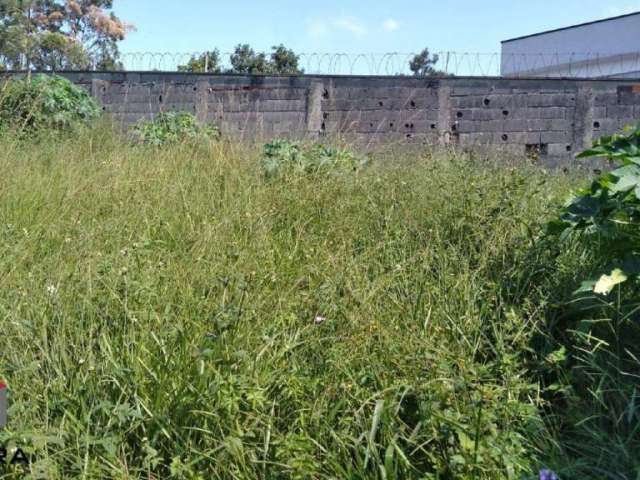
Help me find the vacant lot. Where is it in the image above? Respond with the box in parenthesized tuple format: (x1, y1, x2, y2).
(0, 128, 625, 479)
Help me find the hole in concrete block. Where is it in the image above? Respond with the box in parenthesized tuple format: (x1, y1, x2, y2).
(410, 123, 414, 129)
(483, 98, 491, 106)
(406, 133, 412, 139)
(451, 124, 458, 131)
(390, 122, 395, 128)
(102, 106, 106, 111)
(410, 100, 416, 108)
(501, 134, 509, 141)
(379, 101, 384, 107)
(193, 86, 197, 91)
(594, 121, 601, 129)
(526, 143, 549, 158)
(323, 112, 329, 119)
(593, 169, 602, 175)
(566, 145, 572, 152)
(430, 123, 437, 129)
(159, 95, 163, 103)
(456, 111, 463, 118)
(322, 89, 329, 99)
(370, 123, 374, 127)
(502, 110, 509, 116)
(405, 123, 410, 129)
(321, 122, 326, 131)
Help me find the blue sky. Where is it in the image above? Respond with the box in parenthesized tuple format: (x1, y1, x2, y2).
(115, 0, 640, 72)
(114, 0, 640, 75)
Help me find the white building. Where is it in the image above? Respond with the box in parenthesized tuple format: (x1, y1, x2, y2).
(501, 12, 640, 78)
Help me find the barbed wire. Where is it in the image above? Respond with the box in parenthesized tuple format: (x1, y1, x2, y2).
(112, 51, 640, 78)
(5, 50, 640, 78)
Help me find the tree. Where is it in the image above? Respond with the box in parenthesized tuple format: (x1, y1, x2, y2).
(177, 44, 304, 76)
(269, 44, 302, 75)
(0, 0, 133, 71)
(409, 48, 446, 77)
(228, 44, 303, 75)
(177, 49, 222, 73)
(228, 44, 270, 74)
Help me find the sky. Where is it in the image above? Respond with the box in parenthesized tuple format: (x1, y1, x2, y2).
(114, 0, 640, 73)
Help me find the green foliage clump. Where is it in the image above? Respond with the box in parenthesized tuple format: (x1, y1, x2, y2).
(177, 49, 223, 73)
(543, 123, 640, 477)
(133, 111, 220, 146)
(550, 122, 640, 291)
(178, 44, 303, 75)
(261, 139, 366, 179)
(0, 74, 100, 134)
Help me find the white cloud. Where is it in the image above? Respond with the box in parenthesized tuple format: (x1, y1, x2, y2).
(306, 16, 368, 39)
(307, 19, 329, 39)
(332, 17, 367, 37)
(382, 18, 400, 32)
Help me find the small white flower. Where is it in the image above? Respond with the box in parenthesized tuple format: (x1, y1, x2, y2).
(314, 315, 326, 325)
(46, 284, 58, 297)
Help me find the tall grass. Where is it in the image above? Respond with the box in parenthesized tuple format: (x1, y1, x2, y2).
(0, 125, 602, 479)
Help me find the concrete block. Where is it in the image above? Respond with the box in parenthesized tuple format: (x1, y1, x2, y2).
(606, 105, 635, 118)
(471, 109, 508, 121)
(547, 143, 574, 156)
(451, 96, 488, 109)
(594, 92, 618, 105)
(526, 93, 576, 108)
(542, 131, 572, 144)
(526, 107, 567, 119)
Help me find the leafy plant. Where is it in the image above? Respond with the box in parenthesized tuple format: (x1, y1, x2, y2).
(544, 123, 640, 477)
(549, 123, 640, 292)
(0, 74, 100, 134)
(133, 111, 220, 146)
(261, 139, 366, 179)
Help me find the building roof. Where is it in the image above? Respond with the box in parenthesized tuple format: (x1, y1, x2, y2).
(502, 11, 640, 43)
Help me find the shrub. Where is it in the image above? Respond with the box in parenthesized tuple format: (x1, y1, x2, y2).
(261, 139, 366, 179)
(544, 123, 640, 477)
(0, 74, 100, 134)
(133, 111, 220, 146)
(549, 122, 640, 291)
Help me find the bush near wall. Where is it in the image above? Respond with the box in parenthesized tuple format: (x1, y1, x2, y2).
(0, 74, 100, 135)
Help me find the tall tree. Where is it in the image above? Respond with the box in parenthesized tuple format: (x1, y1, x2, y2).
(228, 44, 303, 75)
(269, 44, 302, 75)
(409, 48, 446, 77)
(177, 49, 222, 73)
(0, 0, 133, 70)
(228, 44, 270, 74)
(178, 44, 304, 75)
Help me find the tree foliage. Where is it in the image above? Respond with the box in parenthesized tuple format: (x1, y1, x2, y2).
(0, 0, 133, 70)
(178, 44, 303, 75)
(177, 49, 222, 74)
(409, 48, 446, 77)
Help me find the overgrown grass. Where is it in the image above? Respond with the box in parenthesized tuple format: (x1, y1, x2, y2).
(0, 125, 619, 479)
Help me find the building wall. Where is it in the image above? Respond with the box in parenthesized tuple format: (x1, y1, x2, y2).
(32, 72, 640, 166)
(501, 13, 640, 78)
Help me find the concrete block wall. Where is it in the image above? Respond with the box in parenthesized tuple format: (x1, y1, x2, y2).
(54, 72, 640, 165)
